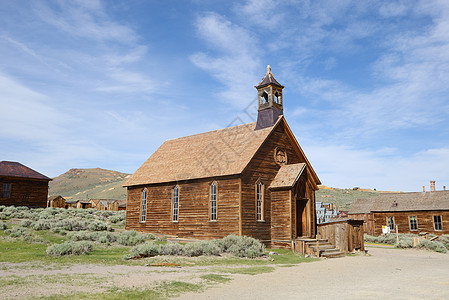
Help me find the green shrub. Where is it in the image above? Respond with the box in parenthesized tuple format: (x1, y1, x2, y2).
(20, 219, 33, 227)
(68, 231, 98, 241)
(0, 212, 8, 220)
(396, 238, 413, 248)
(130, 242, 161, 257)
(0, 205, 5, 212)
(417, 240, 447, 253)
(161, 242, 185, 256)
(117, 230, 146, 246)
(46, 241, 94, 256)
(97, 232, 117, 243)
(5, 226, 27, 238)
(184, 243, 205, 257)
(0, 221, 7, 230)
(31, 219, 52, 230)
(438, 235, 449, 250)
(110, 212, 126, 223)
(217, 235, 265, 258)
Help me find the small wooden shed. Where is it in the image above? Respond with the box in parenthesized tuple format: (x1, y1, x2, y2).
(317, 219, 364, 253)
(47, 195, 66, 208)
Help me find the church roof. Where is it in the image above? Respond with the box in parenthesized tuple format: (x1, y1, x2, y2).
(255, 65, 284, 89)
(0, 161, 51, 181)
(124, 119, 280, 187)
(269, 163, 306, 189)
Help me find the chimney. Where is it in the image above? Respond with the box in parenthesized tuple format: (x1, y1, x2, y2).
(423, 186, 425, 192)
(430, 181, 436, 192)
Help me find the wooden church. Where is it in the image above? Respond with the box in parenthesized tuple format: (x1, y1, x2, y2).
(124, 66, 321, 248)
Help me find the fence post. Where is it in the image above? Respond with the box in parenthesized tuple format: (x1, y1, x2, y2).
(396, 225, 399, 245)
(316, 239, 320, 258)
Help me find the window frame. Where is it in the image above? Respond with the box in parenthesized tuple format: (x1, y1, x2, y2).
(172, 185, 179, 222)
(256, 181, 264, 222)
(2, 183, 11, 198)
(409, 216, 418, 231)
(210, 182, 217, 221)
(433, 215, 443, 231)
(140, 188, 147, 223)
(386, 216, 395, 230)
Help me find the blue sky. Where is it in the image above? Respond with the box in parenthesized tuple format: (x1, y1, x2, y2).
(1, 0, 449, 192)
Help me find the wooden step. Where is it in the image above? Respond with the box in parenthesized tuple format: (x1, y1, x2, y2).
(321, 251, 345, 258)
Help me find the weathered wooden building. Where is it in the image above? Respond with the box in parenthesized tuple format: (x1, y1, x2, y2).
(349, 191, 449, 235)
(124, 66, 321, 248)
(0, 161, 51, 208)
(90, 199, 125, 211)
(47, 195, 66, 208)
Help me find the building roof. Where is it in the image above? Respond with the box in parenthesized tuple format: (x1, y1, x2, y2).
(269, 163, 306, 189)
(48, 195, 65, 201)
(349, 191, 449, 213)
(124, 119, 278, 187)
(255, 65, 284, 89)
(0, 161, 51, 181)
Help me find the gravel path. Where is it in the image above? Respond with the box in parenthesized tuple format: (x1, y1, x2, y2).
(181, 247, 449, 299)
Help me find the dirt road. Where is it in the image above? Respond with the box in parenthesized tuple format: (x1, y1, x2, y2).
(181, 247, 449, 299)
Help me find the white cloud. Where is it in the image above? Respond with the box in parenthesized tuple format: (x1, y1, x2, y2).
(34, 1, 137, 43)
(190, 13, 261, 109)
(0, 72, 68, 141)
(234, 0, 283, 28)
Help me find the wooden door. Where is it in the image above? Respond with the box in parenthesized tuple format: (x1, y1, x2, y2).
(296, 199, 307, 237)
(353, 225, 361, 250)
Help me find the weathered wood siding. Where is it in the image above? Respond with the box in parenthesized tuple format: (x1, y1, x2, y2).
(241, 124, 302, 241)
(126, 177, 240, 239)
(349, 213, 374, 235)
(241, 123, 317, 245)
(47, 196, 65, 208)
(0, 176, 48, 208)
(373, 211, 449, 235)
(317, 220, 364, 253)
(271, 190, 292, 245)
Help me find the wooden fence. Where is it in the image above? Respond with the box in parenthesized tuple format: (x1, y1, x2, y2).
(317, 219, 364, 253)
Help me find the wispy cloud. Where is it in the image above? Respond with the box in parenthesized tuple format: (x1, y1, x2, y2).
(190, 12, 261, 109)
(33, 1, 137, 43)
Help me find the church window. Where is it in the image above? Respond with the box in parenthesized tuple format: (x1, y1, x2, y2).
(256, 181, 264, 221)
(210, 182, 217, 221)
(172, 186, 179, 222)
(140, 189, 147, 222)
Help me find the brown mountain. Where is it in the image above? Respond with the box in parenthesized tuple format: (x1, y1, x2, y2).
(49, 168, 130, 200)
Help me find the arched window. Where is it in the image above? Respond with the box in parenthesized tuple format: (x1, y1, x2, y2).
(172, 186, 179, 222)
(210, 182, 217, 221)
(262, 91, 269, 103)
(275, 91, 281, 104)
(141, 189, 147, 222)
(256, 182, 264, 221)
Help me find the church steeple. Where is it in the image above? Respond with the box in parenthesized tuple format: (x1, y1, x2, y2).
(255, 65, 284, 130)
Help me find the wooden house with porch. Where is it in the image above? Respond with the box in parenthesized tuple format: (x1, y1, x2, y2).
(0, 161, 51, 208)
(124, 66, 321, 249)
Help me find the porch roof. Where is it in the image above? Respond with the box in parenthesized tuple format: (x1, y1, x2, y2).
(269, 163, 306, 189)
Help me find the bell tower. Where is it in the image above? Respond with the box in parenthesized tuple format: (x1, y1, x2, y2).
(255, 65, 284, 130)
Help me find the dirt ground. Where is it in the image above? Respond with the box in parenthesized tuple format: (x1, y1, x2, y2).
(182, 246, 449, 300)
(1, 246, 448, 299)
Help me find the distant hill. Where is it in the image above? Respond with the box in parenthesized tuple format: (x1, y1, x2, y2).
(49, 168, 130, 200)
(316, 185, 400, 211)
